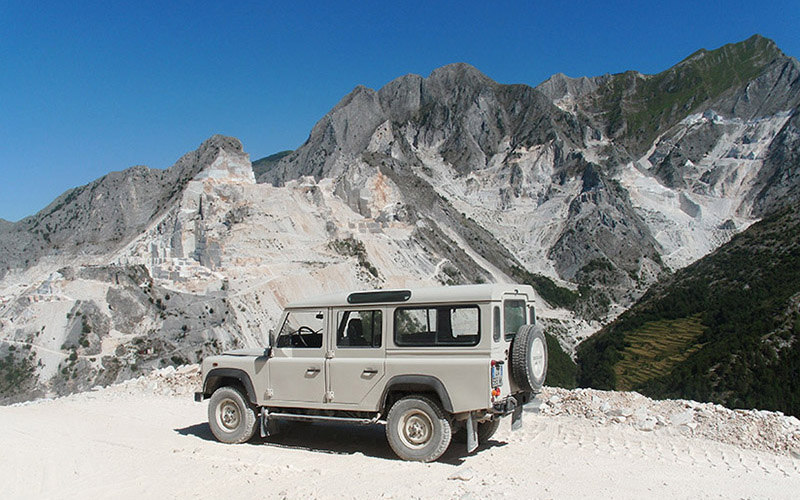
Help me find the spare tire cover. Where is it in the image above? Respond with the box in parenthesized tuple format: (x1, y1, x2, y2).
(510, 325, 548, 392)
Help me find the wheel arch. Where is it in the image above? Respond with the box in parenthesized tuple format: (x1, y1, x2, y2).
(379, 375, 454, 414)
(203, 368, 257, 405)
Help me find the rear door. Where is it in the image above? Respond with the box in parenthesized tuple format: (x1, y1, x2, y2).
(326, 308, 386, 405)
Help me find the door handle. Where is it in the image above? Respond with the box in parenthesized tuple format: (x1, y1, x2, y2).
(306, 367, 320, 374)
(362, 369, 378, 375)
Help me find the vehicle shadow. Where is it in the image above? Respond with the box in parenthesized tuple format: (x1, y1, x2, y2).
(175, 422, 216, 440)
(174, 421, 507, 465)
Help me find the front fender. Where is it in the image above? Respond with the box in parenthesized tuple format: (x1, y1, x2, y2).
(202, 368, 258, 404)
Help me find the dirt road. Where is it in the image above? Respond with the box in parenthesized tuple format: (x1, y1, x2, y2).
(1, 375, 798, 499)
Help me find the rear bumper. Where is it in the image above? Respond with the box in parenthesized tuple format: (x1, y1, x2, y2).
(491, 395, 519, 416)
(491, 392, 534, 415)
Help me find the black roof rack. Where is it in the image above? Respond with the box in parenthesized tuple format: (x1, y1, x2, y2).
(347, 290, 412, 304)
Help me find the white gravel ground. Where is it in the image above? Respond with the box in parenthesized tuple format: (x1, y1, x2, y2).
(1, 366, 799, 499)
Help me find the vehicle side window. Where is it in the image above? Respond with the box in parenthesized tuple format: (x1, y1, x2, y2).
(504, 300, 526, 341)
(493, 306, 501, 342)
(337, 310, 382, 348)
(275, 310, 324, 348)
(451, 308, 478, 337)
(394, 305, 480, 346)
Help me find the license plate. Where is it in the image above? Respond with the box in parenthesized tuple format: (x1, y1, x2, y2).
(491, 364, 503, 388)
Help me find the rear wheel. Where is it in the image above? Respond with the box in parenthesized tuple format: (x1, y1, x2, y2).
(386, 396, 451, 462)
(208, 386, 257, 444)
(510, 325, 548, 392)
(453, 418, 501, 443)
(477, 418, 501, 441)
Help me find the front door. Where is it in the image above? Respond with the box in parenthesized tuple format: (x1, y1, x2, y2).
(327, 308, 386, 405)
(268, 308, 327, 405)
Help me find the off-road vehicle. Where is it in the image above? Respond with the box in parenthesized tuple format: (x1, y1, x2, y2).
(195, 284, 547, 462)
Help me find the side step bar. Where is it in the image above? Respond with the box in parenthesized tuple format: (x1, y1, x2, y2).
(267, 412, 381, 425)
(260, 409, 382, 437)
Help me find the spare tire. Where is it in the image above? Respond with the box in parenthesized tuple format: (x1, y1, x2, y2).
(510, 324, 548, 392)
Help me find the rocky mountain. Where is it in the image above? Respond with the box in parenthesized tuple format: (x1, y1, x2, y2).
(252, 150, 292, 180)
(577, 206, 800, 416)
(0, 136, 244, 280)
(0, 134, 495, 403)
(264, 63, 664, 299)
(260, 35, 799, 318)
(1, 35, 799, 404)
(541, 35, 799, 156)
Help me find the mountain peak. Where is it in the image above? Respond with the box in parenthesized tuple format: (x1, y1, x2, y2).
(681, 34, 784, 68)
(427, 62, 495, 87)
(170, 135, 248, 181)
(536, 72, 600, 102)
(192, 135, 254, 184)
(330, 84, 379, 114)
(570, 34, 796, 155)
(197, 135, 244, 154)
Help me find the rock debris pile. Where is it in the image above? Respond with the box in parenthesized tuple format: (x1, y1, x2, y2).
(95, 364, 202, 398)
(536, 387, 800, 457)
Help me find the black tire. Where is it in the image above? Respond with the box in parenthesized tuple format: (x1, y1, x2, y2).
(477, 418, 501, 441)
(386, 396, 452, 462)
(208, 386, 258, 444)
(453, 418, 501, 443)
(510, 324, 548, 393)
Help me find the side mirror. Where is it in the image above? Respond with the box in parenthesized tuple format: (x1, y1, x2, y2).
(268, 329, 276, 347)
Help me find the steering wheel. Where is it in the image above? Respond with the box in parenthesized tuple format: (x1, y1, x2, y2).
(295, 325, 315, 347)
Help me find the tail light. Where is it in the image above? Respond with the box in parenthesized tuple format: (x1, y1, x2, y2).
(490, 360, 504, 401)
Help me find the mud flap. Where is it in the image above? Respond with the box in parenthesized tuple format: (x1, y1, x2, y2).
(466, 412, 479, 453)
(511, 404, 523, 431)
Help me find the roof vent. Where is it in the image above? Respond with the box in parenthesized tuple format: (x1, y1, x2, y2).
(347, 290, 412, 304)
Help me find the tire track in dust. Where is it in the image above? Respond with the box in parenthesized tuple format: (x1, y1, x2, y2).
(533, 416, 795, 477)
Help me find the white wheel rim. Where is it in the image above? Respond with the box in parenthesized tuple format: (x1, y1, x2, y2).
(216, 398, 241, 432)
(398, 409, 433, 449)
(530, 337, 545, 380)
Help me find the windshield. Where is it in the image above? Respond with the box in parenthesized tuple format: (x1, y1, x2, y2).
(275, 310, 325, 348)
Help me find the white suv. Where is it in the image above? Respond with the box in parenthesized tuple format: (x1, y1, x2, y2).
(195, 284, 548, 462)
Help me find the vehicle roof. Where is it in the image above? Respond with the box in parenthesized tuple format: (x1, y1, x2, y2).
(285, 283, 536, 309)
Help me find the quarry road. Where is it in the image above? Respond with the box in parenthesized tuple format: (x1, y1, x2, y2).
(0, 338, 69, 358)
(1, 379, 798, 499)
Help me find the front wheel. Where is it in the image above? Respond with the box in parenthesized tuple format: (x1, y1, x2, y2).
(386, 396, 452, 462)
(208, 386, 257, 444)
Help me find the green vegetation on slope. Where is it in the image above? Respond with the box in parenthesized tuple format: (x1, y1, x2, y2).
(612, 314, 706, 390)
(0, 347, 37, 402)
(545, 332, 577, 389)
(510, 265, 579, 310)
(328, 237, 379, 278)
(577, 206, 800, 416)
(593, 34, 782, 153)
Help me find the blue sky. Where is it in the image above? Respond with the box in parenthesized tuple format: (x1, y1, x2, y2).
(1, 0, 798, 221)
